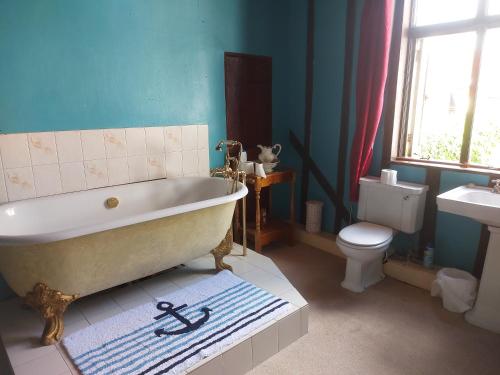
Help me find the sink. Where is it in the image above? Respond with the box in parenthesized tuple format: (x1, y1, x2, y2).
(437, 184, 500, 227)
(437, 184, 500, 333)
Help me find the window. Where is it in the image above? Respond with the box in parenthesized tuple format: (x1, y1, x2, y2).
(398, 0, 500, 169)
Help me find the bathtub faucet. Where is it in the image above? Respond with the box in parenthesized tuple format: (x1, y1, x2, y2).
(213, 140, 243, 180)
(212, 139, 248, 257)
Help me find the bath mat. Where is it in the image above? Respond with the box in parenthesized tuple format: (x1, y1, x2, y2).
(63, 270, 291, 375)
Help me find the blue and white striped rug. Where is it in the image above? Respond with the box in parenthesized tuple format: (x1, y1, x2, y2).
(63, 270, 291, 375)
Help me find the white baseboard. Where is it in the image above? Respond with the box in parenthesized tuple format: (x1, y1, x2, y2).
(295, 224, 438, 291)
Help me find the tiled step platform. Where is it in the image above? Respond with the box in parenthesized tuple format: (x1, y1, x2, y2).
(0, 245, 309, 375)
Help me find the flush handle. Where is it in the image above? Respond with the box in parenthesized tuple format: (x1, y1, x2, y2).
(403, 195, 410, 201)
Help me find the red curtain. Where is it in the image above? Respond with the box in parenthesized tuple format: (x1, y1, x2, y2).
(349, 0, 394, 201)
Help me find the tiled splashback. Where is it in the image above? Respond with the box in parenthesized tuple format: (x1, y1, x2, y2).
(0, 125, 209, 203)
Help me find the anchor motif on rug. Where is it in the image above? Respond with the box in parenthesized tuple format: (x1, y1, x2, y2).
(153, 301, 211, 337)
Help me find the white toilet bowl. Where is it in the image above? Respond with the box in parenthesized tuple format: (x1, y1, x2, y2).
(336, 222, 393, 293)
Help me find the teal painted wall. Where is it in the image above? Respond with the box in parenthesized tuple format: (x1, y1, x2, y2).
(0, 0, 296, 299)
(275, 0, 488, 273)
(0, 0, 292, 165)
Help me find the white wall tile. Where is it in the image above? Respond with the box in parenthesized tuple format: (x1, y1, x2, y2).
(128, 155, 148, 182)
(0, 125, 195, 202)
(4, 167, 36, 201)
(197, 125, 209, 150)
(147, 154, 166, 180)
(164, 126, 182, 152)
(60, 162, 86, 193)
(181, 125, 198, 151)
(84, 159, 108, 189)
(33, 164, 63, 197)
(27, 132, 58, 165)
(0, 134, 31, 168)
(104, 129, 127, 158)
(0, 155, 7, 203)
(81, 130, 105, 160)
(198, 149, 210, 177)
(165, 152, 182, 178)
(107, 158, 129, 186)
(145, 127, 165, 155)
(182, 150, 198, 176)
(126, 128, 146, 156)
(55, 131, 83, 163)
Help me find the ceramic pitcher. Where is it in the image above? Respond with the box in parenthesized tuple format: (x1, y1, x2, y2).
(257, 144, 282, 163)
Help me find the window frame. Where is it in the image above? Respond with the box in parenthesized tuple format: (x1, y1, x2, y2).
(390, 0, 500, 173)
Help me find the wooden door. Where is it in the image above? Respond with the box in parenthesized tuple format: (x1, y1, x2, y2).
(224, 52, 272, 161)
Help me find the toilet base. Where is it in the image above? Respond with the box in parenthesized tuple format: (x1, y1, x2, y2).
(341, 255, 385, 293)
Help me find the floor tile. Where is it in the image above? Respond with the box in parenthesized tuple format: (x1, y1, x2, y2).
(251, 324, 278, 367)
(240, 269, 294, 297)
(75, 294, 122, 325)
(137, 273, 179, 298)
(188, 355, 224, 375)
(300, 306, 309, 336)
(221, 338, 253, 375)
(277, 310, 301, 351)
(109, 284, 153, 310)
(13, 349, 68, 375)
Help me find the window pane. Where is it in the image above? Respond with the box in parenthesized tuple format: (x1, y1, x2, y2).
(488, 0, 500, 15)
(404, 33, 476, 162)
(413, 0, 478, 26)
(470, 28, 500, 167)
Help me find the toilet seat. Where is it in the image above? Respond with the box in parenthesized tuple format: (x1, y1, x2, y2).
(338, 222, 393, 248)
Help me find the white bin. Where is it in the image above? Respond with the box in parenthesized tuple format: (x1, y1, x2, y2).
(305, 200, 324, 233)
(431, 268, 478, 313)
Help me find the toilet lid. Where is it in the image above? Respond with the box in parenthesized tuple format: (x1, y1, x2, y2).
(338, 222, 393, 247)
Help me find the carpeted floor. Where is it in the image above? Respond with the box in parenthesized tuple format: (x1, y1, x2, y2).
(250, 243, 500, 375)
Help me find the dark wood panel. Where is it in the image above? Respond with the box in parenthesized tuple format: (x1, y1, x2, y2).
(419, 168, 441, 257)
(334, 0, 356, 234)
(290, 130, 350, 223)
(473, 175, 495, 278)
(299, 0, 316, 224)
(224, 52, 272, 161)
(382, 0, 406, 168)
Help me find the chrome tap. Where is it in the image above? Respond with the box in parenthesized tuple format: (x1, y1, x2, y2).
(492, 179, 500, 194)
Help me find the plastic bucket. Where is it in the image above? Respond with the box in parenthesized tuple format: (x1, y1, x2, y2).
(305, 200, 324, 233)
(431, 268, 478, 313)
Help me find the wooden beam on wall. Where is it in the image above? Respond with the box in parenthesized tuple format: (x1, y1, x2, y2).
(473, 175, 495, 278)
(419, 168, 441, 256)
(334, 0, 356, 234)
(290, 130, 350, 223)
(299, 0, 316, 224)
(382, 0, 406, 168)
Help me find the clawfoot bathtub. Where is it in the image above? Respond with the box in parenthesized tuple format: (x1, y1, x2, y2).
(0, 177, 247, 345)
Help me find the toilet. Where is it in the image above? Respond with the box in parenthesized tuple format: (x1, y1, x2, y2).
(337, 176, 428, 293)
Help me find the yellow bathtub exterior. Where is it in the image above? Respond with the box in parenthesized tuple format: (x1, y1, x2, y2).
(0, 202, 235, 299)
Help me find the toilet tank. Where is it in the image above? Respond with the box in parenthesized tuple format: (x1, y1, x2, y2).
(357, 176, 428, 234)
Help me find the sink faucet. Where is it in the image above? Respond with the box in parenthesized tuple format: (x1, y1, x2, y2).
(492, 179, 500, 194)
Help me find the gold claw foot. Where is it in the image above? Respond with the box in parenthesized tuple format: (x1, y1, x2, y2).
(211, 228, 233, 272)
(24, 283, 78, 346)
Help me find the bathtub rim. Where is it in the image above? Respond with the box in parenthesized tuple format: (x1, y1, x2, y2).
(0, 177, 247, 246)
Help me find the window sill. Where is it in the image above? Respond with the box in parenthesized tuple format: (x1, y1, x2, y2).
(390, 158, 500, 177)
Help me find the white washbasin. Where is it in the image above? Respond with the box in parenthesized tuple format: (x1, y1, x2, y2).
(436, 184, 500, 227)
(437, 183, 500, 333)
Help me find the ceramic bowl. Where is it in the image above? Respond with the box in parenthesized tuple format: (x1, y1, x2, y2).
(263, 159, 279, 173)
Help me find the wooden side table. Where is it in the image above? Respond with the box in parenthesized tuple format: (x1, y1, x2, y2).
(236, 169, 296, 252)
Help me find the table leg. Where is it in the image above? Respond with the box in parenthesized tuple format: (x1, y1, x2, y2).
(288, 175, 296, 246)
(255, 187, 262, 252)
